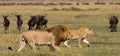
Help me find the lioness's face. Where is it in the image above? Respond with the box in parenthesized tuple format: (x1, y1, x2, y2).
(88, 28, 96, 34)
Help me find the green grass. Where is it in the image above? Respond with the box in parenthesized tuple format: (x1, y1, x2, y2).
(0, 5, 120, 56)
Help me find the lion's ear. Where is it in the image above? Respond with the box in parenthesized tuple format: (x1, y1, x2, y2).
(61, 28, 65, 32)
(61, 27, 68, 32)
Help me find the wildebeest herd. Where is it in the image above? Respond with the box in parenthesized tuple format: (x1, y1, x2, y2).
(3, 14, 118, 34)
(28, 15, 48, 30)
(2, 15, 48, 33)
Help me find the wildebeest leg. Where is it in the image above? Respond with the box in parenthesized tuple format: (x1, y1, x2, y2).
(111, 24, 116, 32)
(78, 39, 82, 48)
(114, 24, 117, 32)
(38, 25, 41, 30)
(4, 27, 8, 34)
(109, 24, 112, 29)
(44, 25, 47, 30)
(32, 26, 34, 30)
(17, 26, 22, 31)
(64, 40, 71, 47)
(35, 24, 39, 30)
(82, 38, 90, 47)
(35, 24, 41, 30)
(17, 26, 19, 31)
(111, 24, 114, 32)
(28, 26, 31, 30)
(28, 26, 33, 30)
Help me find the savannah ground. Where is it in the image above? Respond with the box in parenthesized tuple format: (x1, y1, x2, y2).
(0, 4, 120, 56)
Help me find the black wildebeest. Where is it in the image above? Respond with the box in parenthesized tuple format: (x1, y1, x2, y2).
(15, 15, 23, 31)
(3, 15, 10, 33)
(109, 15, 119, 32)
(28, 15, 48, 30)
(27, 15, 39, 30)
(35, 15, 48, 30)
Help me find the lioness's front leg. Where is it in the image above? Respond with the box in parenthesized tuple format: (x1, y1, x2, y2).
(78, 39, 82, 48)
(82, 38, 90, 47)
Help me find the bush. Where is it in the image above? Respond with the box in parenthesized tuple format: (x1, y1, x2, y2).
(61, 7, 82, 11)
(49, 7, 60, 11)
(49, 7, 99, 11)
(70, 7, 82, 11)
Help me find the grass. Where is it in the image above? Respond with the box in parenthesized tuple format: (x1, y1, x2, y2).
(0, 4, 120, 56)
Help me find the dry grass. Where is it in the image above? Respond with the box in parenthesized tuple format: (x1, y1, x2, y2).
(0, 5, 120, 56)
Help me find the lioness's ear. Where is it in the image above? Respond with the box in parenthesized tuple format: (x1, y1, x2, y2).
(88, 28, 92, 31)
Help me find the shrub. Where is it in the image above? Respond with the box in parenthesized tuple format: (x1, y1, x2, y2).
(49, 7, 60, 11)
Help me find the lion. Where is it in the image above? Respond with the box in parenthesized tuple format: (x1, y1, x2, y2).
(10, 30, 61, 52)
(46, 25, 73, 46)
(64, 27, 96, 48)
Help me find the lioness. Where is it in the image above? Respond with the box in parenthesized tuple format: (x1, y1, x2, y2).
(64, 27, 95, 48)
(16, 30, 61, 52)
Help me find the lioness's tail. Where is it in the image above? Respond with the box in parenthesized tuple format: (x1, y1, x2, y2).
(8, 33, 26, 52)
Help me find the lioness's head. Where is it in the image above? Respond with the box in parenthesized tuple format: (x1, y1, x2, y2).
(87, 28, 96, 35)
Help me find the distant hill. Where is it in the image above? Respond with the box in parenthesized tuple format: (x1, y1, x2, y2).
(0, 0, 120, 2)
(0, 0, 120, 6)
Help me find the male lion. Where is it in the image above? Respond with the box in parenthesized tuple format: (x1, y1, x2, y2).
(13, 30, 61, 52)
(64, 27, 95, 48)
(46, 25, 73, 46)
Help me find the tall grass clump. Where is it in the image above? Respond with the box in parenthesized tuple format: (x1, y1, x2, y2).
(61, 7, 82, 11)
(49, 7, 99, 11)
(86, 8, 100, 11)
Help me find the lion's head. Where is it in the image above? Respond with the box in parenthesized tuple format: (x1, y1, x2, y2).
(47, 25, 72, 46)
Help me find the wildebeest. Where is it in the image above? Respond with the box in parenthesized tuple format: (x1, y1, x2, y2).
(27, 15, 39, 30)
(109, 15, 119, 32)
(35, 15, 48, 30)
(28, 15, 48, 30)
(3, 15, 10, 33)
(15, 15, 23, 31)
